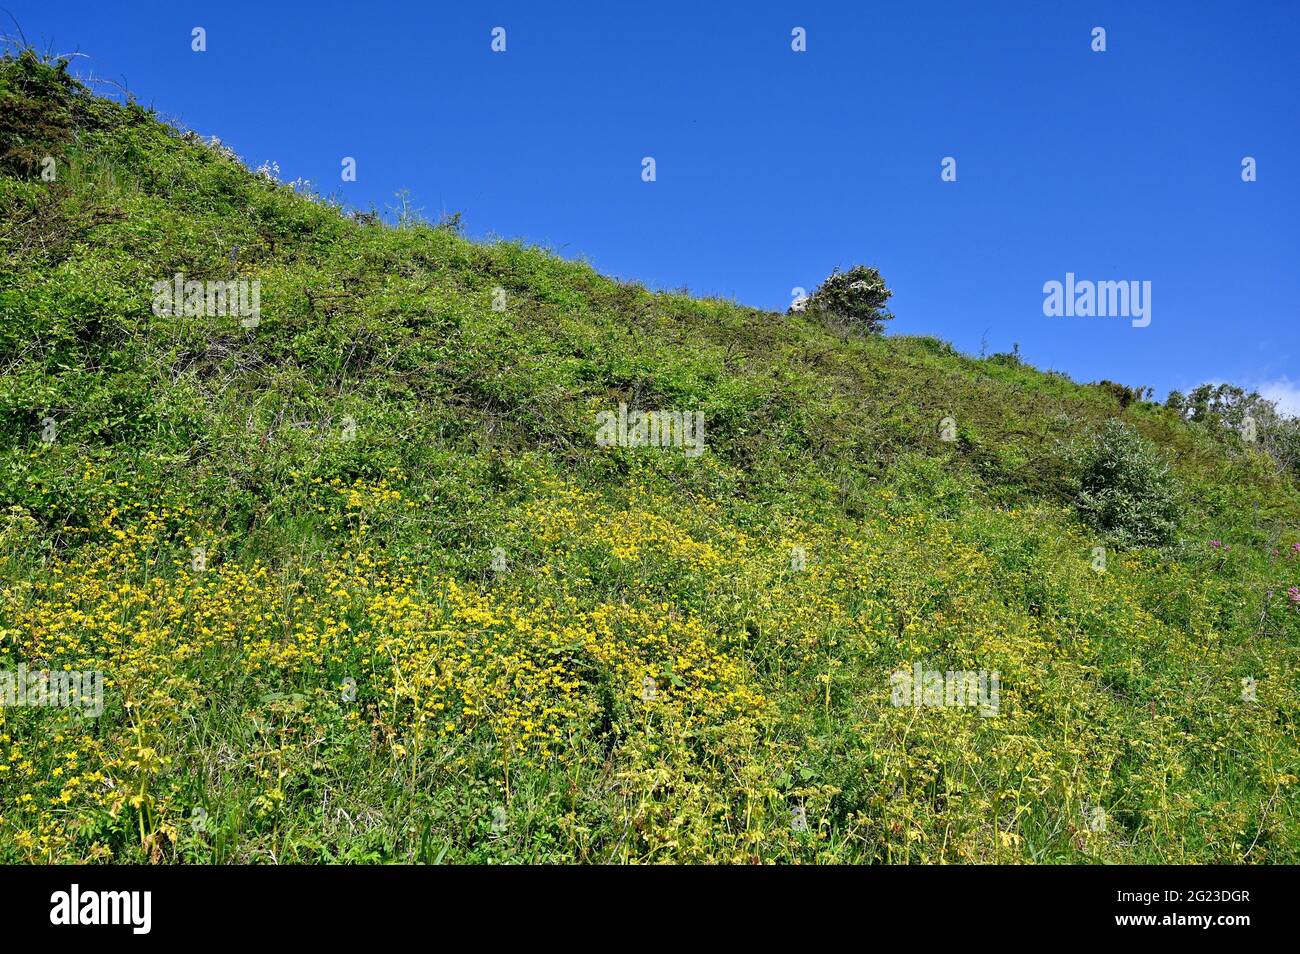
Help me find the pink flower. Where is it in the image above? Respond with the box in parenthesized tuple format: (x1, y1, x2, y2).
(1288, 587, 1300, 607)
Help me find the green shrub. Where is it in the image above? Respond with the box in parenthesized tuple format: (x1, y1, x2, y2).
(0, 50, 79, 177)
(1072, 419, 1181, 547)
(1168, 382, 1300, 480)
(798, 265, 893, 334)
(1093, 379, 1153, 408)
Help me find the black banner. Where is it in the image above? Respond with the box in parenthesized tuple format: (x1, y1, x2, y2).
(0, 864, 1274, 940)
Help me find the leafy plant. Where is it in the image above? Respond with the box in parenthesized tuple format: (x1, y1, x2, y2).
(797, 265, 894, 334)
(1072, 419, 1181, 547)
(1, 49, 1297, 866)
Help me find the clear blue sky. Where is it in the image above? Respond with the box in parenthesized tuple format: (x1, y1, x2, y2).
(10, 1, 1299, 409)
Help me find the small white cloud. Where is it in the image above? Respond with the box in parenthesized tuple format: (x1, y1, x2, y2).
(1258, 377, 1300, 418)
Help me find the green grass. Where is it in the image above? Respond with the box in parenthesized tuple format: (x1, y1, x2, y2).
(0, 49, 1296, 863)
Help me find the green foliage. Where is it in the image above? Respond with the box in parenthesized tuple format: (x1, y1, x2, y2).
(1072, 419, 1181, 548)
(799, 264, 893, 334)
(0, 49, 81, 176)
(0, 51, 1297, 865)
(1093, 379, 1154, 409)
(1169, 382, 1300, 481)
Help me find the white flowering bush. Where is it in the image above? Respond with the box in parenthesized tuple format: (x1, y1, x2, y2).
(796, 265, 894, 334)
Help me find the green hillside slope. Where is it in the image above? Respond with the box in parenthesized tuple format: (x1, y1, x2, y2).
(1, 51, 1297, 863)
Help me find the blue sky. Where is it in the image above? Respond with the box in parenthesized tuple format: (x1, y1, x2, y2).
(10, 1, 1299, 409)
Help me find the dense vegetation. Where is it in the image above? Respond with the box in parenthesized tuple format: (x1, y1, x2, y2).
(1, 50, 1297, 863)
(795, 264, 894, 335)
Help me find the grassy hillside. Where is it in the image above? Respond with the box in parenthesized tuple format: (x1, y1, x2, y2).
(1, 50, 1297, 863)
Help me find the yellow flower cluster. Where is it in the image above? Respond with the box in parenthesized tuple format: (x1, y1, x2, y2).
(1, 468, 1294, 863)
